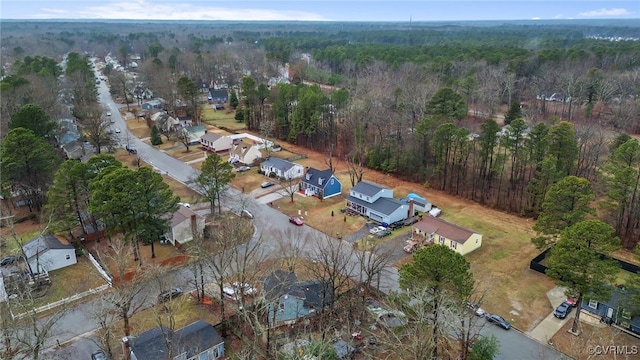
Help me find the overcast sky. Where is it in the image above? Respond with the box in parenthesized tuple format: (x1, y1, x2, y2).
(1, 1, 638, 22)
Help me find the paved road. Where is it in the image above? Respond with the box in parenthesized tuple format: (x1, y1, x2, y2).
(32, 67, 568, 360)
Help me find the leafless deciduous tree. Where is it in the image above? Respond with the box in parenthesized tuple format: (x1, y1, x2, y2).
(373, 288, 436, 360)
(306, 236, 356, 340)
(97, 240, 148, 337)
(74, 103, 116, 154)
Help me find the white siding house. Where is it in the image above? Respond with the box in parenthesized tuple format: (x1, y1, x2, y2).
(229, 143, 262, 165)
(22, 235, 77, 272)
(200, 133, 233, 152)
(260, 157, 304, 180)
(166, 205, 205, 246)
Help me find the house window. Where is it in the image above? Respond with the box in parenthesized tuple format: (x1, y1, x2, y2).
(588, 299, 598, 309)
(451, 241, 457, 249)
(330, 179, 334, 185)
(476, 239, 478, 243)
(65, 254, 70, 260)
(279, 303, 285, 312)
(439, 236, 445, 244)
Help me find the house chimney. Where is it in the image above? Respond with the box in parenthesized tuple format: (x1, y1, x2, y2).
(408, 199, 414, 218)
(190, 214, 198, 240)
(122, 337, 132, 360)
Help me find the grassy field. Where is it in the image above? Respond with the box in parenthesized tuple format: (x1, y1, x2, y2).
(201, 106, 246, 131)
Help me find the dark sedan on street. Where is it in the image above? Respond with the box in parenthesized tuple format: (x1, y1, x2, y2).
(485, 313, 511, 330)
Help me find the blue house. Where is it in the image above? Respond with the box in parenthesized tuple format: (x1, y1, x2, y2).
(126, 320, 225, 360)
(345, 181, 410, 225)
(300, 167, 342, 199)
(208, 89, 229, 103)
(263, 270, 333, 327)
(581, 285, 640, 335)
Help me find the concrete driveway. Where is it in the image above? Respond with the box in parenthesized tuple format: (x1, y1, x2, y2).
(526, 286, 573, 344)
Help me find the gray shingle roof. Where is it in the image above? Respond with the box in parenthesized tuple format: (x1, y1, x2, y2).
(346, 195, 405, 216)
(351, 181, 386, 197)
(413, 216, 475, 243)
(262, 157, 297, 172)
(131, 320, 223, 360)
(22, 235, 74, 260)
(303, 167, 334, 188)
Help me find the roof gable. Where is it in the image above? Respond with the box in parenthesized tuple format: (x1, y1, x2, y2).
(23, 234, 74, 259)
(414, 216, 476, 243)
(352, 181, 386, 197)
(201, 132, 223, 142)
(262, 157, 297, 172)
(171, 205, 199, 228)
(303, 168, 334, 187)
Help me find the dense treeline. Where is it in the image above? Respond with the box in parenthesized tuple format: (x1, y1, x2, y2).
(1, 20, 638, 249)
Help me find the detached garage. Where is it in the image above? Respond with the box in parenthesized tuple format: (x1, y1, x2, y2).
(22, 234, 77, 272)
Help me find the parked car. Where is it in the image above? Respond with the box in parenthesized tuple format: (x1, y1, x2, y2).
(553, 301, 573, 319)
(369, 225, 387, 235)
(289, 216, 304, 226)
(466, 301, 486, 317)
(0, 256, 18, 266)
(261, 181, 275, 188)
(115, 128, 121, 133)
(376, 229, 392, 238)
(565, 295, 578, 307)
(403, 240, 419, 253)
(235, 165, 251, 172)
(91, 350, 108, 360)
(125, 145, 137, 154)
(240, 209, 254, 219)
(157, 288, 183, 304)
(106, 111, 111, 116)
(232, 282, 257, 296)
(485, 313, 511, 330)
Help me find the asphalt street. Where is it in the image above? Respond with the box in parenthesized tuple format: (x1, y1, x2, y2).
(33, 68, 569, 360)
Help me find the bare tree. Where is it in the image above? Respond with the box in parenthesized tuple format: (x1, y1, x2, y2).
(346, 151, 366, 187)
(97, 240, 148, 337)
(74, 103, 116, 154)
(176, 127, 192, 153)
(372, 288, 436, 360)
(277, 173, 301, 203)
(354, 242, 394, 308)
(306, 236, 356, 340)
(90, 299, 119, 360)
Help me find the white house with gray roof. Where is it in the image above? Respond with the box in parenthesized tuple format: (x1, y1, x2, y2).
(345, 181, 410, 225)
(260, 157, 304, 180)
(22, 234, 77, 272)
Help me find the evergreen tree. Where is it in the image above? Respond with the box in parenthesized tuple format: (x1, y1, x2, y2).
(229, 90, 239, 109)
(150, 125, 163, 145)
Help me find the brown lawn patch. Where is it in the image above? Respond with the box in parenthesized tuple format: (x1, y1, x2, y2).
(613, 249, 640, 266)
(161, 174, 202, 203)
(230, 168, 265, 191)
(125, 117, 151, 139)
(550, 316, 640, 359)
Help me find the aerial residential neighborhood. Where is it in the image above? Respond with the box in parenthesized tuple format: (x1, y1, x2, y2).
(1, 12, 639, 360)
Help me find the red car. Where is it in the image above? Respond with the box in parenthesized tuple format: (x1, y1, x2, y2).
(289, 216, 304, 226)
(565, 295, 578, 307)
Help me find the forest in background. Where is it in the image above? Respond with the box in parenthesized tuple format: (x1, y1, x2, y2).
(1, 19, 639, 248)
